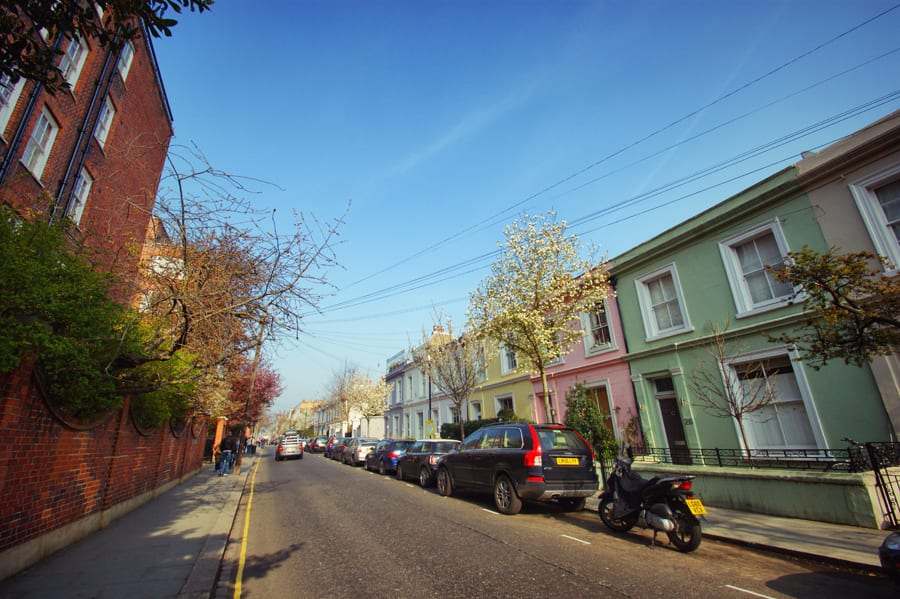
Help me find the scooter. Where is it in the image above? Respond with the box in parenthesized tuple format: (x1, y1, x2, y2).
(598, 454, 705, 552)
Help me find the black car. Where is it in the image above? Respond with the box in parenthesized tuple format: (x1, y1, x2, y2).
(435, 423, 598, 515)
(396, 439, 460, 487)
(364, 439, 416, 474)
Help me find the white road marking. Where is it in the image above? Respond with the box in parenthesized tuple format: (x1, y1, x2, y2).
(561, 534, 591, 545)
(725, 585, 776, 599)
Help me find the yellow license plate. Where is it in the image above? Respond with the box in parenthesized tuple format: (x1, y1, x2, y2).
(685, 498, 707, 516)
(556, 457, 579, 466)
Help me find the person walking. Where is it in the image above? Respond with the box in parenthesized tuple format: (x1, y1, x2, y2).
(219, 434, 238, 476)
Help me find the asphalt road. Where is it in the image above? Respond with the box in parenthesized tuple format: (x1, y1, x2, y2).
(225, 452, 897, 599)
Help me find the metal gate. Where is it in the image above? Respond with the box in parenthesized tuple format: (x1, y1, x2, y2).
(866, 442, 900, 529)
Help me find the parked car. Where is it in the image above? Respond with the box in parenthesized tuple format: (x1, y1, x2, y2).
(435, 423, 598, 515)
(328, 437, 349, 460)
(396, 439, 461, 487)
(364, 439, 416, 474)
(275, 432, 304, 461)
(308, 436, 329, 453)
(343, 437, 379, 465)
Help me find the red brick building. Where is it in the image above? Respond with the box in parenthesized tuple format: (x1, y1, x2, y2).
(0, 22, 206, 581)
(0, 20, 173, 290)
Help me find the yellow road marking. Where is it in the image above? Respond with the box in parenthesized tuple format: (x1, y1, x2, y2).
(233, 458, 261, 599)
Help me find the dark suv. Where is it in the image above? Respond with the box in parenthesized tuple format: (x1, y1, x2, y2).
(435, 423, 598, 515)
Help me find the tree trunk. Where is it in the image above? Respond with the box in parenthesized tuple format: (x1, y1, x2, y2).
(540, 369, 554, 423)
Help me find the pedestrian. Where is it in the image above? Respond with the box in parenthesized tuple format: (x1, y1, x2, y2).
(219, 434, 238, 476)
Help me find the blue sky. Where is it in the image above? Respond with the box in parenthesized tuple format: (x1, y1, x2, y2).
(151, 0, 900, 413)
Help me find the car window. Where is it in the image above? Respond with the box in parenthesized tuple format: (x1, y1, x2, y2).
(538, 429, 589, 453)
(409, 442, 424, 452)
(501, 428, 523, 449)
(435, 441, 458, 452)
(460, 429, 485, 450)
(482, 429, 503, 449)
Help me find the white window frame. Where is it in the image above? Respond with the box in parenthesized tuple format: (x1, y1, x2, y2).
(849, 164, 900, 271)
(0, 74, 25, 138)
(68, 168, 93, 224)
(471, 401, 482, 421)
(635, 263, 692, 340)
(59, 36, 88, 90)
(719, 219, 796, 317)
(580, 301, 615, 355)
(94, 95, 115, 148)
(21, 108, 59, 181)
(117, 40, 135, 82)
(723, 346, 826, 451)
(499, 344, 518, 375)
(495, 394, 514, 416)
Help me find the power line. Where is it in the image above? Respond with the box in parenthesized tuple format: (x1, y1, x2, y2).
(332, 3, 900, 294)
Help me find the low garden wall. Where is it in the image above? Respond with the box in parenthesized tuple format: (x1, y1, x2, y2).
(629, 462, 886, 529)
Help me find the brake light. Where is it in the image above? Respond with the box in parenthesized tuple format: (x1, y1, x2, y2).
(429, 455, 438, 465)
(677, 480, 693, 491)
(389, 451, 398, 459)
(524, 425, 542, 467)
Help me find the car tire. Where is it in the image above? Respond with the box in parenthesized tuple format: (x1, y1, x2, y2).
(396, 464, 404, 481)
(419, 466, 432, 488)
(378, 461, 386, 476)
(494, 474, 522, 515)
(436, 467, 453, 497)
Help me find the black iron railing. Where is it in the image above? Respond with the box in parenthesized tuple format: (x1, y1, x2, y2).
(612, 443, 900, 473)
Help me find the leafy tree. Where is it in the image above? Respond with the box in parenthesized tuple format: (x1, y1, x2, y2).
(410, 312, 491, 440)
(347, 374, 391, 436)
(1, 0, 213, 94)
(687, 321, 778, 465)
(224, 360, 283, 425)
(564, 383, 617, 459)
(0, 203, 194, 423)
(468, 212, 609, 422)
(767, 246, 900, 369)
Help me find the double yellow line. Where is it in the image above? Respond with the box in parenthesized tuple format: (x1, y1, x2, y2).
(233, 457, 261, 598)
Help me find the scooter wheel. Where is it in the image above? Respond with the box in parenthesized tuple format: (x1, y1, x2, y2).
(667, 505, 702, 552)
(598, 497, 638, 532)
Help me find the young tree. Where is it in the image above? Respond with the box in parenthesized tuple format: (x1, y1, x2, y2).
(467, 212, 609, 422)
(687, 321, 779, 465)
(564, 383, 617, 458)
(767, 246, 900, 369)
(410, 313, 491, 440)
(1, 0, 213, 94)
(348, 374, 392, 437)
(326, 363, 359, 435)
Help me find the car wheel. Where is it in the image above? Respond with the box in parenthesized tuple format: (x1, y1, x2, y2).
(378, 461, 386, 476)
(396, 464, 404, 481)
(436, 467, 453, 497)
(494, 474, 522, 515)
(419, 466, 432, 488)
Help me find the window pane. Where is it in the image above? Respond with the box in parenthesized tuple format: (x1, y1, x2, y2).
(876, 180, 900, 243)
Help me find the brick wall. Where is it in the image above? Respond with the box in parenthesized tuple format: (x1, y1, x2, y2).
(0, 364, 207, 556)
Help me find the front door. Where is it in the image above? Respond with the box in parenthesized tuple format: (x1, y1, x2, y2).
(655, 377, 691, 465)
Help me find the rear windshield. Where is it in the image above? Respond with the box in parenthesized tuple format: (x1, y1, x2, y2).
(537, 429, 591, 454)
(394, 441, 415, 450)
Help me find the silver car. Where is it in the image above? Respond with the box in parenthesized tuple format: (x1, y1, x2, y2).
(276, 433, 304, 461)
(342, 437, 379, 465)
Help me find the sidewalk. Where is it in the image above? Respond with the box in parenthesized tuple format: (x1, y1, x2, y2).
(0, 453, 258, 599)
(585, 496, 889, 570)
(1, 454, 891, 598)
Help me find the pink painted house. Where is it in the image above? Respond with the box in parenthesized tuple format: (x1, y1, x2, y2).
(529, 287, 641, 446)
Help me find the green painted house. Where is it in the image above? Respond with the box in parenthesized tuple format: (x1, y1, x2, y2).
(609, 154, 894, 463)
